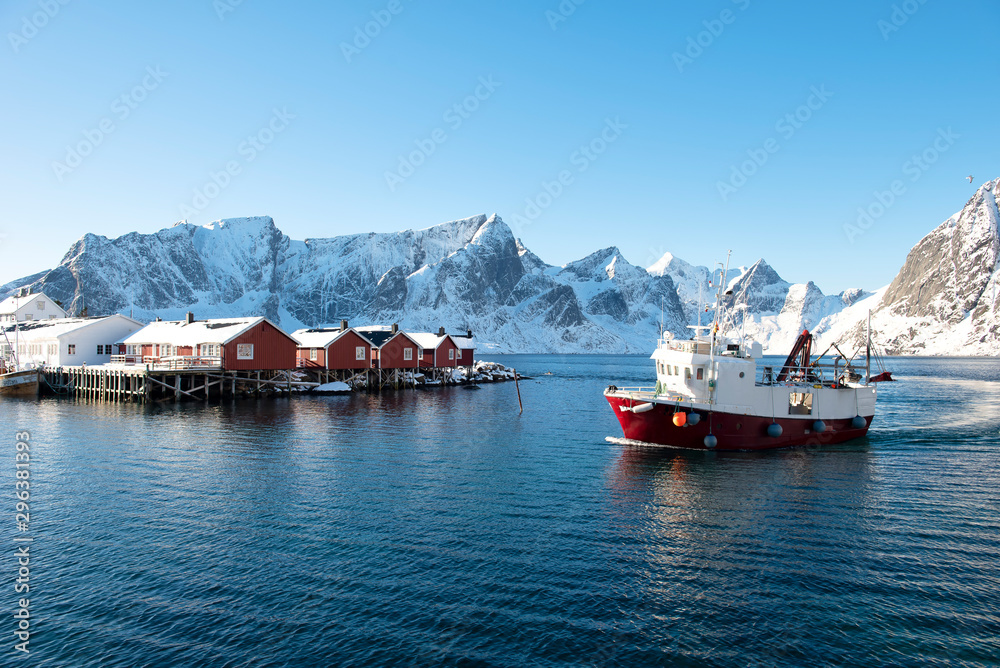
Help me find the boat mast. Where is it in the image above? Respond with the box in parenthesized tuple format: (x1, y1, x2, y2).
(865, 309, 871, 385)
(13, 289, 20, 371)
(707, 251, 732, 405)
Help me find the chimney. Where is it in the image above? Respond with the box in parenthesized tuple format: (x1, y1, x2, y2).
(340, 319, 348, 332)
(391, 323, 398, 334)
(155, 317, 162, 322)
(467, 329, 472, 338)
(185, 312, 194, 325)
(438, 326, 445, 336)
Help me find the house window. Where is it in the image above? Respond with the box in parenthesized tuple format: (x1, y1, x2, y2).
(237, 343, 254, 360)
(97, 345, 104, 355)
(356, 346, 365, 361)
(310, 348, 318, 361)
(403, 347, 413, 361)
(23, 314, 32, 321)
(199, 344, 220, 357)
(48, 344, 57, 356)
(448, 349, 454, 360)
(67, 344, 76, 355)
(37, 301, 44, 310)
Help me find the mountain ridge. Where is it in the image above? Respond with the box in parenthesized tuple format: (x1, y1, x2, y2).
(3, 180, 998, 354)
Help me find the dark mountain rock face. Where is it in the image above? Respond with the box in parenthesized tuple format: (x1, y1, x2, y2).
(869, 178, 1000, 353)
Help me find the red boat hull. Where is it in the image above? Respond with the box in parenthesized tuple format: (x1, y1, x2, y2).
(605, 394, 872, 451)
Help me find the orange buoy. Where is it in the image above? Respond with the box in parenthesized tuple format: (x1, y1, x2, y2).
(672, 412, 687, 427)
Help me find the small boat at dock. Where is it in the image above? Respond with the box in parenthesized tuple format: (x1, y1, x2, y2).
(0, 368, 39, 398)
(1, 312, 39, 398)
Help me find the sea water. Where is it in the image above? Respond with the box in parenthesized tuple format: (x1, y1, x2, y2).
(0, 355, 997, 666)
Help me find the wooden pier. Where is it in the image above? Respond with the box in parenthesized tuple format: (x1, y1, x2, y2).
(43, 365, 317, 403)
(37, 361, 512, 404)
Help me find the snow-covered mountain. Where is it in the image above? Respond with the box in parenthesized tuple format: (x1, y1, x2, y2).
(844, 178, 1000, 355)
(2, 180, 998, 354)
(3, 213, 683, 352)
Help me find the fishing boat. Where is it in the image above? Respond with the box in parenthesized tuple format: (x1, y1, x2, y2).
(0, 293, 40, 398)
(604, 254, 891, 451)
(0, 368, 39, 398)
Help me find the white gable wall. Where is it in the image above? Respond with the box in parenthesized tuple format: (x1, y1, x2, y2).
(0, 293, 68, 323)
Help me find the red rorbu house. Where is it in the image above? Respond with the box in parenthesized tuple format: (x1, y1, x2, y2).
(451, 331, 475, 366)
(291, 321, 375, 376)
(409, 328, 462, 369)
(354, 325, 421, 370)
(119, 313, 297, 370)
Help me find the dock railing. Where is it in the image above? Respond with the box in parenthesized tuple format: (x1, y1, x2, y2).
(155, 355, 222, 370)
(109, 354, 222, 370)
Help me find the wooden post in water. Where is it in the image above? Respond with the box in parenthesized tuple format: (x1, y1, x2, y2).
(514, 368, 523, 414)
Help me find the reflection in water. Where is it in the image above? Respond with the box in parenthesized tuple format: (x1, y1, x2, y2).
(0, 355, 996, 666)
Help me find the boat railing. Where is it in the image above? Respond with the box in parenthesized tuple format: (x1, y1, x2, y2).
(609, 385, 656, 394)
(756, 360, 864, 387)
(658, 339, 713, 355)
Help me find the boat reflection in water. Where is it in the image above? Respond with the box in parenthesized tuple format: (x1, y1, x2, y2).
(603, 444, 881, 664)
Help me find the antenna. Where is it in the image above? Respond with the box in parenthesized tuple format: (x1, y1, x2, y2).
(659, 296, 664, 339)
(696, 280, 703, 329)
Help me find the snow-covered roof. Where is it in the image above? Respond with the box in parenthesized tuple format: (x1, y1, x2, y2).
(408, 332, 454, 350)
(451, 335, 475, 350)
(291, 327, 375, 349)
(0, 315, 142, 340)
(122, 317, 275, 346)
(354, 326, 418, 348)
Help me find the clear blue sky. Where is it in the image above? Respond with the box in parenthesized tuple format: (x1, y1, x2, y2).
(1, 0, 997, 294)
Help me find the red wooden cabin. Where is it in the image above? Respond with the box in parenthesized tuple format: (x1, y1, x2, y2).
(121, 314, 297, 370)
(355, 325, 421, 370)
(410, 330, 461, 368)
(292, 324, 375, 370)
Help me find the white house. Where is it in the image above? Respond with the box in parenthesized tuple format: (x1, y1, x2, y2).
(0, 315, 145, 368)
(0, 292, 68, 324)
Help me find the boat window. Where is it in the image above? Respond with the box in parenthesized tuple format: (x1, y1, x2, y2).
(685, 367, 692, 379)
(665, 364, 671, 375)
(674, 365, 679, 376)
(788, 392, 813, 415)
(696, 367, 704, 380)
